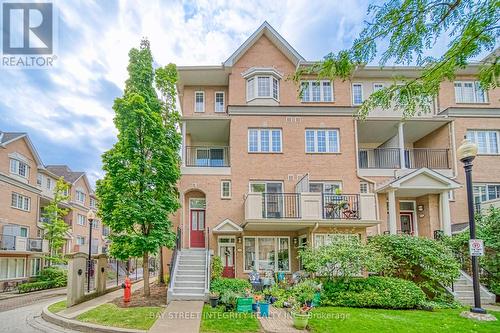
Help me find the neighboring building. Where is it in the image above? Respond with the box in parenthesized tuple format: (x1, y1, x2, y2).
(166, 21, 499, 300)
(0, 131, 101, 286)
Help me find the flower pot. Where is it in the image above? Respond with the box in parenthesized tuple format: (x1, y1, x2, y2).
(292, 312, 311, 330)
(209, 297, 219, 308)
(259, 301, 270, 317)
(252, 303, 259, 312)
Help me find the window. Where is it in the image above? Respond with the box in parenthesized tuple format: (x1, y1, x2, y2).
(194, 91, 204, 112)
(102, 226, 110, 237)
(305, 129, 340, 153)
(9, 159, 29, 178)
(11, 193, 30, 211)
(249, 181, 282, 193)
(248, 129, 282, 153)
(373, 83, 384, 92)
(243, 237, 290, 272)
(76, 190, 86, 203)
(313, 233, 359, 248)
(352, 83, 363, 105)
(215, 92, 225, 112)
(247, 76, 279, 101)
(360, 182, 369, 193)
(466, 130, 499, 154)
(90, 197, 96, 209)
(77, 214, 86, 226)
(189, 198, 206, 209)
(76, 236, 85, 245)
(221, 180, 231, 199)
(309, 182, 341, 193)
(46, 178, 52, 190)
(474, 184, 500, 205)
(300, 81, 333, 102)
(92, 219, 99, 229)
(36, 174, 42, 186)
(0, 258, 26, 279)
(454, 81, 487, 103)
(30, 258, 41, 277)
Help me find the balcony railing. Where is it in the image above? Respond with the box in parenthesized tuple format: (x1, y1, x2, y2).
(358, 148, 450, 169)
(323, 194, 360, 220)
(0, 234, 48, 252)
(185, 146, 230, 167)
(261, 193, 301, 219)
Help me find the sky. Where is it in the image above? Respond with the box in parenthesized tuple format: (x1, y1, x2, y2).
(0, 0, 492, 187)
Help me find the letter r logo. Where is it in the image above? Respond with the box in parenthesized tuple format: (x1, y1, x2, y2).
(2, 2, 53, 54)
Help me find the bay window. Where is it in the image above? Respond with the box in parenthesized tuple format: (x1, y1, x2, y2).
(245, 73, 280, 101)
(244, 237, 290, 272)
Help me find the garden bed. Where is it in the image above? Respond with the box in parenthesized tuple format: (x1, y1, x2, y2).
(110, 282, 167, 308)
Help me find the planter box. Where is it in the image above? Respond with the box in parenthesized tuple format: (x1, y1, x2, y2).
(236, 297, 253, 313)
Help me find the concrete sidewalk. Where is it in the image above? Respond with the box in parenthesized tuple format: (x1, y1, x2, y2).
(58, 276, 155, 319)
(148, 300, 204, 333)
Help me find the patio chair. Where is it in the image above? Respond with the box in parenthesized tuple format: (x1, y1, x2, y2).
(248, 270, 263, 291)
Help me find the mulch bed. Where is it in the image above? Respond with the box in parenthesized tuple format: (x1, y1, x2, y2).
(111, 282, 167, 308)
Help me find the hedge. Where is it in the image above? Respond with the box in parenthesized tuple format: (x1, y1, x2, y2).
(18, 281, 56, 293)
(17, 267, 67, 293)
(210, 278, 251, 295)
(321, 276, 426, 309)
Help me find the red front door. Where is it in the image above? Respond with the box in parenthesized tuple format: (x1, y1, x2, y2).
(221, 245, 235, 278)
(190, 210, 205, 248)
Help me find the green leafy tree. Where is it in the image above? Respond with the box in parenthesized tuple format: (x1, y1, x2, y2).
(96, 39, 181, 296)
(42, 177, 70, 265)
(294, 0, 499, 118)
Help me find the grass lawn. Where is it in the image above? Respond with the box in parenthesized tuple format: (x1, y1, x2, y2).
(76, 303, 163, 330)
(308, 307, 500, 333)
(200, 305, 261, 333)
(48, 300, 67, 313)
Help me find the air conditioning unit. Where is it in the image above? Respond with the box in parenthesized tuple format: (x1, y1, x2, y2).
(29, 239, 42, 251)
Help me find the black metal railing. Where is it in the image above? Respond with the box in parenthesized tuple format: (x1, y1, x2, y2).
(168, 227, 181, 290)
(185, 146, 230, 167)
(405, 148, 450, 169)
(261, 193, 301, 219)
(358, 148, 401, 169)
(322, 194, 360, 220)
(0, 234, 16, 251)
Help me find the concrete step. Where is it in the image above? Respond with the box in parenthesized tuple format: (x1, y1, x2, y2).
(175, 281, 205, 288)
(168, 292, 207, 301)
(179, 259, 206, 265)
(177, 264, 206, 271)
(454, 290, 494, 298)
(173, 287, 205, 294)
(176, 270, 205, 276)
(175, 274, 205, 281)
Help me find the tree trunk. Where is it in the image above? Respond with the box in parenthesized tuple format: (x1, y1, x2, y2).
(143, 251, 150, 297)
(159, 246, 165, 284)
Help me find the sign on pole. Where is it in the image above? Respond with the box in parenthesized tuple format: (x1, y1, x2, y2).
(469, 239, 484, 256)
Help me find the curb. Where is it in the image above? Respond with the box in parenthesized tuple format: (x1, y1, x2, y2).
(42, 303, 147, 333)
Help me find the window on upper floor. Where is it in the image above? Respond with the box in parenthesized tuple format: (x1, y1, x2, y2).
(76, 236, 85, 245)
(246, 76, 279, 101)
(46, 178, 52, 190)
(300, 80, 333, 102)
(90, 197, 96, 208)
(305, 129, 340, 153)
(360, 182, 370, 193)
(11, 192, 30, 211)
(352, 83, 363, 105)
(76, 190, 86, 203)
(215, 92, 225, 112)
(194, 91, 204, 112)
(466, 130, 499, 154)
(77, 214, 86, 226)
(454, 81, 487, 103)
(309, 181, 342, 193)
(221, 180, 231, 199)
(10, 158, 29, 178)
(473, 183, 500, 206)
(36, 174, 43, 186)
(248, 128, 282, 153)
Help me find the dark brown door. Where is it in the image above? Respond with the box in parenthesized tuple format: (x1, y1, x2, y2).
(399, 213, 414, 235)
(190, 210, 205, 248)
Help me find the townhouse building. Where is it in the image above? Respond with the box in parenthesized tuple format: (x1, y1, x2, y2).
(166, 22, 499, 301)
(0, 132, 104, 287)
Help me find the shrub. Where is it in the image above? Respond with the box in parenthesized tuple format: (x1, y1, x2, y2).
(211, 256, 223, 281)
(321, 276, 426, 309)
(369, 234, 459, 297)
(39, 267, 67, 287)
(210, 278, 251, 294)
(18, 281, 55, 293)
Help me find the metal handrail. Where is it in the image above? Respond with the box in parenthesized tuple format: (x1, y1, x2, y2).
(322, 193, 361, 220)
(185, 146, 230, 167)
(168, 227, 181, 290)
(205, 227, 210, 292)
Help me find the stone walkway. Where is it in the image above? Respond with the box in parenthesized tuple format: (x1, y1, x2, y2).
(258, 306, 304, 333)
(148, 300, 204, 333)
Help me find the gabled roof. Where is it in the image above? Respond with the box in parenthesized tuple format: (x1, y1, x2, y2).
(46, 165, 85, 184)
(0, 130, 45, 168)
(376, 168, 461, 192)
(213, 218, 243, 234)
(223, 21, 304, 67)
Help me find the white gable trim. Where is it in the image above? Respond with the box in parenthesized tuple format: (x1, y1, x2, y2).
(377, 168, 461, 192)
(213, 218, 243, 233)
(224, 21, 304, 67)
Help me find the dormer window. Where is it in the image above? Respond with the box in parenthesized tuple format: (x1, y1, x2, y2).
(243, 68, 282, 102)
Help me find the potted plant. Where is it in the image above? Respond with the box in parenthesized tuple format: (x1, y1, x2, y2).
(209, 292, 220, 308)
(291, 303, 312, 330)
(253, 293, 263, 312)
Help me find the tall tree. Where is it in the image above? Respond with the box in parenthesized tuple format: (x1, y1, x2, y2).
(96, 40, 181, 296)
(42, 177, 70, 265)
(294, 0, 499, 118)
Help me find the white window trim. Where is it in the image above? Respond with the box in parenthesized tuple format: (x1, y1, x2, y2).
(30, 258, 41, 277)
(0, 257, 27, 281)
(352, 83, 364, 105)
(11, 192, 31, 212)
(248, 128, 283, 153)
(300, 80, 334, 102)
(243, 236, 291, 273)
(214, 91, 225, 112)
(77, 214, 86, 226)
(309, 181, 343, 192)
(454, 81, 488, 104)
(194, 91, 205, 113)
(360, 181, 370, 193)
(304, 129, 340, 153)
(220, 180, 231, 199)
(373, 83, 384, 92)
(9, 158, 30, 179)
(248, 181, 284, 193)
(474, 183, 500, 202)
(466, 129, 500, 155)
(246, 75, 280, 102)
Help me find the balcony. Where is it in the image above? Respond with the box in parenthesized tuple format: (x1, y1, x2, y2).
(358, 148, 450, 169)
(184, 146, 230, 167)
(0, 234, 49, 252)
(244, 192, 378, 229)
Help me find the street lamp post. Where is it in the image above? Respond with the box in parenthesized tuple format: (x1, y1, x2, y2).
(86, 209, 96, 293)
(457, 138, 486, 314)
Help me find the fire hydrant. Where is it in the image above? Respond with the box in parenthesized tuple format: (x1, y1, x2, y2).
(122, 276, 131, 303)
